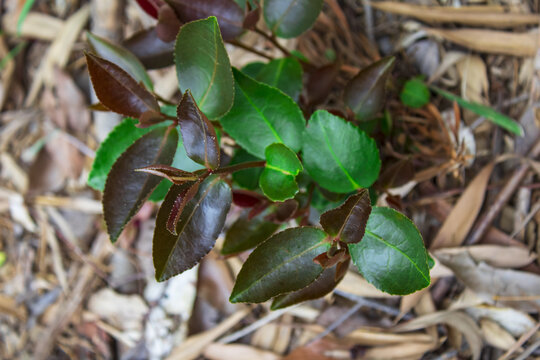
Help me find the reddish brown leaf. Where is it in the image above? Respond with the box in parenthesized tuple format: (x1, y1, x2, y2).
(85, 53, 160, 118)
(156, 3, 182, 43)
(320, 189, 371, 243)
(136, 0, 164, 18)
(177, 90, 220, 169)
(377, 158, 415, 190)
(123, 27, 175, 69)
(166, 0, 244, 40)
(305, 63, 340, 106)
(242, 6, 260, 30)
(166, 181, 200, 234)
(265, 199, 299, 223)
(313, 248, 348, 268)
(232, 189, 266, 208)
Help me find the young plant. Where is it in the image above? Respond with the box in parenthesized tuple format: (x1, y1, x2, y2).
(86, 0, 432, 308)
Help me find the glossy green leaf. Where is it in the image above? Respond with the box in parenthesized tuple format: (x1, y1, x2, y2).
(153, 176, 232, 281)
(88, 118, 165, 191)
(320, 189, 371, 243)
(175, 16, 234, 119)
(230, 227, 329, 303)
(177, 90, 220, 169)
(221, 68, 305, 158)
(302, 110, 381, 193)
(348, 207, 431, 295)
(167, 0, 244, 40)
(271, 259, 348, 309)
(263, 0, 324, 38)
(431, 86, 524, 136)
(344, 57, 395, 121)
(86, 53, 160, 119)
(400, 78, 430, 108)
(104, 127, 178, 242)
(221, 214, 280, 255)
(123, 27, 175, 69)
(231, 148, 264, 189)
(241, 62, 266, 78)
(251, 57, 303, 101)
(259, 143, 302, 202)
(87, 32, 154, 90)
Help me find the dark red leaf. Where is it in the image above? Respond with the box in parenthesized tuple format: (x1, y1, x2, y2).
(138, 110, 167, 128)
(136, 0, 164, 18)
(156, 3, 182, 42)
(270, 258, 350, 310)
(319, 189, 371, 244)
(242, 6, 260, 30)
(135, 164, 198, 184)
(153, 176, 232, 281)
(232, 189, 266, 208)
(104, 127, 178, 242)
(305, 63, 340, 107)
(166, 181, 200, 234)
(343, 56, 395, 121)
(376, 158, 415, 190)
(123, 27, 175, 69)
(177, 90, 220, 169)
(85, 53, 160, 118)
(165, 0, 244, 40)
(265, 199, 299, 223)
(313, 248, 348, 268)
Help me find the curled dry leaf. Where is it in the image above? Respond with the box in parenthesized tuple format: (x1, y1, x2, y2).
(434, 245, 535, 269)
(85, 53, 160, 119)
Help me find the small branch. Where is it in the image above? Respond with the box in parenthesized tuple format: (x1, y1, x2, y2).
(466, 137, 540, 244)
(228, 39, 274, 60)
(211, 160, 266, 175)
(253, 27, 291, 57)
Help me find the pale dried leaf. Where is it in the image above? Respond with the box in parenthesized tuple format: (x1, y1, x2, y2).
(456, 55, 489, 105)
(337, 271, 397, 298)
(204, 344, 280, 360)
(430, 162, 494, 249)
(480, 318, 516, 350)
(394, 310, 483, 360)
(426, 28, 537, 57)
(466, 306, 537, 337)
(363, 341, 440, 360)
(434, 246, 536, 268)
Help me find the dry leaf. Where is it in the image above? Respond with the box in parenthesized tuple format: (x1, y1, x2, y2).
(346, 329, 434, 345)
(363, 341, 441, 360)
(394, 310, 483, 360)
(436, 251, 540, 312)
(479, 318, 516, 350)
(466, 306, 537, 337)
(372, 2, 540, 28)
(456, 55, 489, 105)
(337, 271, 397, 298)
(434, 245, 535, 268)
(204, 344, 280, 360)
(430, 162, 494, 249)
(426, 28, 537, 57)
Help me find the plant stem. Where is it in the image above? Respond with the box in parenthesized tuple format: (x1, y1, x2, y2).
(253, 27, 291, 57)
(212, 161, 266, 175)
(228, 39, 274, 60)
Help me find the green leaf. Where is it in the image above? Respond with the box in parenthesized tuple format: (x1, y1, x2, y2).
(85, 53, 160, 119)
(153, 176, 232, 281)
(231, 148, 263, 189)
(400, 78, 430, 108)
(230, 227, 330, 303)
(320, 189, 371, 243)
(88, 118, 165, 191)
(259, 143, 302, 201)
(302, 110, 381, 193)
(175, 16, 234, 119)
(241, 61, 266, 78)
(271, 259, 348, 309)
(166, 0, 244, 40)
(16, 0, 36, 35)
(87, 32, 154, 90)
(0, 251, 5, 267)
(348, 207, 431, 295)
(431, 86, 524, 136)
(220, 68, 305, 158)
(344, 57, 395, 121)
(252, 57, 303, 101)
(263, 0, 324, 38)
(221, 214, 280, 255)
(104, 127, 178, 242)
(177, 90, 220, 169)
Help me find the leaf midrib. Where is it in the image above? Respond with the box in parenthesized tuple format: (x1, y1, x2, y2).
(317, 119, 361, 189)
(364, 229, 430, 285)
(232, 240, 325, 301)
(271, 0, 299, 34)
(198, 20, 219, 109)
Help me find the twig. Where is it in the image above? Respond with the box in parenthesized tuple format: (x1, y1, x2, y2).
(466, 137, 540, 244)
(253, 27, 291, 57)
(334, 290, 407, 318)
(228, 39, 274, 60)
(218, 307, 288, 344)
(514, 339, 540, 360)
(306, 301, 363, 345)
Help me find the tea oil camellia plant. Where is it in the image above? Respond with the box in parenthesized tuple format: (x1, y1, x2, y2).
(86, 0, 433, 308)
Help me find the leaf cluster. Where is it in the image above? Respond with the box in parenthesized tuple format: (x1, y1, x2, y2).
(85, 1, 433, 307)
